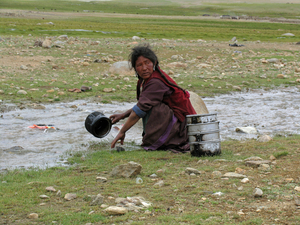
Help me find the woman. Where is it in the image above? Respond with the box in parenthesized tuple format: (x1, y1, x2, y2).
(110, 44, 196, 152)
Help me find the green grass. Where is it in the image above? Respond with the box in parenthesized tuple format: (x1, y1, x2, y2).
(1, 16, 300, 42)
(1, 135, 300, 224)
(1, 0, 300, 19)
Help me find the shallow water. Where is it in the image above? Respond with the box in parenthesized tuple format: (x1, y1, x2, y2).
(0, 87, 299, 170)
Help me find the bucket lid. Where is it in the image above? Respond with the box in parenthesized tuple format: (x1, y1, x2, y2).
(186, 112, 218, 118)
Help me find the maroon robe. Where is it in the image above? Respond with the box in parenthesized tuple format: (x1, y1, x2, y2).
(135, 72, 195, 151)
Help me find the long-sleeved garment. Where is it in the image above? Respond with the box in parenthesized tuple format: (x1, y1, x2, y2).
(132, 77, 192, 151)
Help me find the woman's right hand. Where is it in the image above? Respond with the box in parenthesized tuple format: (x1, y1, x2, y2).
(109, 113, 124, 124)
(111, 132, 125, 148)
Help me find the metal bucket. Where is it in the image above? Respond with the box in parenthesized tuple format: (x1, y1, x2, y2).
(186, 112, 218, 124)
(188, 130, 220, 142)
(85, 111, 112, 138)
(190, 141, 221, 157)
(187, 121, 219, 133)
(187, 113, 221, 156)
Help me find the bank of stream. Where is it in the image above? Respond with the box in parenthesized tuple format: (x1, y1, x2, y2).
(0, 87, 299, 171)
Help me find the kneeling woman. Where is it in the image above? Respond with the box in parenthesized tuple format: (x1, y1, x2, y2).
(110, 45, 196, 152)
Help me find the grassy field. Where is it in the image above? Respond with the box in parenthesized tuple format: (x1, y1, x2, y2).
(1, 135, 300, 224)
(1, 1, 300, 224)
(1, 0, 300, 19)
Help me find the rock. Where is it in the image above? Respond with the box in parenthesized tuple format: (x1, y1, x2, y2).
(132, 36, 140, 40)
(295, 197, 300, 206)
(17, 90, 27, 95)
(80, 85, 92, 91)
(103, 88, 113, 93)
(82, 62, 90, 66)
(295, 186, 300, 192)
(0, 90, 4, 94)
(241, 178, 249, 183)
(27, 213, 38, 219)
(235, 167, 246, 174)
(46, 186, 56, 192)
(243, 156, 263, 161)
(109, 161, 142, 178)
(253, 188, 263, 197)
(90, 194, 104, 206)
(269, 155, 276, 161)
(233, 86, 242, 91)
(185, 167, 201, 175)
(149, 173, 158, 178)
(166, 62, 188, 68)
(231, 37, 237, 42)
(56, 190, 61, 197)
(153, 180, 164, 187)
(257, 135, 272, 142)
(105, 206, 128, 215)
(189, 91, 209, 114)
(96, 176, 107, 183)
(282, 33, 295, 36)
(211, 171, 222, 178)
(196, 63, 211, 68)
(58, 35, 68, 40)
(42, 39, 52, 48)
(64, 193, 77, 201)
(258, 164, 270, 170)
(39, 195, 49, 199)
(277, 74, 287, 79)
(20, 65, 28, 70)
(235, 127, 257, 134)
(295, 67, 300, 72)
(245, 160, 271, 168)
(222, 172, 247, 179)
(109, 61, 135, 76)
(267, 58, 279, 63)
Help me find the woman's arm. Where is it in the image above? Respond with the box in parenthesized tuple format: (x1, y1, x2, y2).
(111, 110, 140, 148)
(109, 109, 132, 124)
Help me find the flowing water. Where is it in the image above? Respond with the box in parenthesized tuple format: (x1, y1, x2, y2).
(1, 87, 299, 171)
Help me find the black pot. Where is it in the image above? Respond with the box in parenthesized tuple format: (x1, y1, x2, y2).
(85, 111, 112, 138)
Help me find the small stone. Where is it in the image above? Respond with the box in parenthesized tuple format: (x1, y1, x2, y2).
(253, 188, 263, 197)
(27, 213, 38, 219)
(277, 74, 286, 79)
(185, 167, 201, 175)
(90, 194, 104, 206)
(258, 164, 270, 171)
(46, 186, 56, 192)
(294, 186, 300, 192)
(64, 193, 77, 201)
(245, 160, 271, 168)
(17, 90, 27, 95)
(96, 176, 107, 183)
(270, 155, 276, 161)
(211, 171, 222, 178)
(105, 206, 128, 215)
(20, 65, 28, 70)
(241, 178, 249, 183)
(222, 172, 247, 179)
(39, 195, 49, 199)
(257, 135, 272, 142)
(56, 190, 61, 197)
(235, 167, 246, 175)
(149, 174, 158, 178)
(153, 180, 164, 187)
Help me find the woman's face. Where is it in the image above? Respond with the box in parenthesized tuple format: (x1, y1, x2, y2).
(135, 56, 154, 80)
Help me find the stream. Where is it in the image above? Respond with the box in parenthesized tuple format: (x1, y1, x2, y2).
(1, 87, 299, 171)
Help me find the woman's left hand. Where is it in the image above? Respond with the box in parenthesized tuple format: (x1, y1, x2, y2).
(111, 132, 125, 148)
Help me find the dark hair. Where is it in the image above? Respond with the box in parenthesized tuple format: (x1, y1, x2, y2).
(129, 44, 186, 99)
(129, 43, 158, 71)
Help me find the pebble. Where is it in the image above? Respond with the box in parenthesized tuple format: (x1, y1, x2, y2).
(253, 188, 263, 197)
(64, 193, 77, 201)
(27, 213, 38, 219)
(104, 206, 128, 215)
